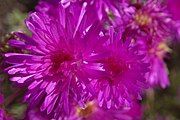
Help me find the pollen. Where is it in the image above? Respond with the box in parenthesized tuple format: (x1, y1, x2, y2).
(156, 42, 172, 58)
(149, 42, 171, 59)
(157, 42, 172, 53)
(76, 102, 97, 118)
(135, 12, 152, 26)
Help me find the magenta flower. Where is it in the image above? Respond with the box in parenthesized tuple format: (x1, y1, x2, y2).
(167, 0, 180, 21)
(127, 0, 173, 40)
(147, 42, 170, 88)
(65, 101, 143, 120)
(112, 0, 174, 89)
(25, 108, 49, 120)
(60, 0, 112, 20)
(167, 0, 180, 40)
(5, 1, 107, 119)
(136, 37, 170, 88)
(89, 28, 149, 109)
(148, 56, 170, 88)
(0, 109, 14, 120)
(106, 0, 135, 28)
(24, 101, 143, 120)
(60, 0, 132, 22)
(3, 0, 176, 119)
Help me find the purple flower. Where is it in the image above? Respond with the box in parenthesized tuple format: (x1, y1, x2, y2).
(89, 28, 149, 109)
(25, 108, 49, 120)
(24, 101, 143, 120)
(127, 0, 173, 40)
(105, 0, 135, 28)
(147, 42, 171, 88)
(167, 0, 180, 21)
(0, 108, 14, 120)
(0, 109, 9, 120)
(60, 0, 132, 22)
(5, 1, 107, 119)
(0, 109, 14, 120)
(148, 57, 170, 88)
(167, 0, 180, 40)
(136, 37, 170, 88)
(113, 0, 174, 89)
(65, 101, 143, 120)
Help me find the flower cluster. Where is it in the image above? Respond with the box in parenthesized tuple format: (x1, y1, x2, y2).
(2, 0, 180, 119)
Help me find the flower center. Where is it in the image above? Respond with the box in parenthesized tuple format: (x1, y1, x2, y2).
(104, 57, 128, 77)
(149, 42, 171, 59)
(135, 12, 152, 26)
(50, 51, 73, 72)
(76, 102, 96, 118)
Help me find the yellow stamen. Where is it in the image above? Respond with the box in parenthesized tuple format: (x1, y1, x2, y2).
(135, 12, 152, 26)
(157, 42, 172, 53)
(149, 42, 171, 59)
(76, 102, 97, 117)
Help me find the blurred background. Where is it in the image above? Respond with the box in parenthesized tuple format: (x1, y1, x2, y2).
(0, 0, 180, 120)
